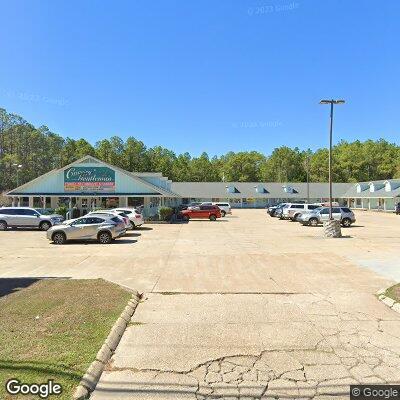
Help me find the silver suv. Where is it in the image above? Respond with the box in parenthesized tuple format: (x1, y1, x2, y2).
(0, 207, 64, 231)
(299, 207, 356, 227)
(46, 214, 126, 244)
(281, 203, 320, 220)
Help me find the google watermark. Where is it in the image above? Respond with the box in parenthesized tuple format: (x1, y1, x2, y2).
(5, 379, 62, 398)
(232, 121, 282, 128)
(350, 384, 400, 399)
(248, 2, 300, 16)
(0, 89, 69, 106)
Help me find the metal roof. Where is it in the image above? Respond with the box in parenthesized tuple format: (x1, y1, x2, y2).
(341, 179, 400, 198)
(170, 182, 353, 199)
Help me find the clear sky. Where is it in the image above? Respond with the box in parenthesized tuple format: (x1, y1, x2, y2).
(0, 0, 399, 156)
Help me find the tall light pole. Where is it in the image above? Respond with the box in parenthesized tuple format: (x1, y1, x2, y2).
(319, 99, 345, 220)
(12, 163, 23, 187)
(303, 156, 310, 204)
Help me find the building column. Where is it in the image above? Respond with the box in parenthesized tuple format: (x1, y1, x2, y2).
(28, 197, 34, 207)
(68, 198, 73, 218)
(17, 197, 21, 206)
(143, 197, 150, 217)
(50, 197, 58, 209)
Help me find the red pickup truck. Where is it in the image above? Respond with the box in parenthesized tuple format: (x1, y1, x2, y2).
(180, 205, 222, 221)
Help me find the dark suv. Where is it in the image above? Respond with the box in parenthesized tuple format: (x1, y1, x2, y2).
(0, 207, 64, 231)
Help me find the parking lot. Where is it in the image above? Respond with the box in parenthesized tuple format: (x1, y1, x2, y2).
(1, 209, 399, 291)
(2, 210, 400, 398)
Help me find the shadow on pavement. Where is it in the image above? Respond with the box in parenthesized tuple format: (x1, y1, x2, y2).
(0, 359, 83, 380)
(0, 277, 65, 298)
(49, 239, 137, 245)
(124, 232, 141, 237)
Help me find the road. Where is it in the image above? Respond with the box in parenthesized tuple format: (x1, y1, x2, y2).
(1, 210, 400, 398)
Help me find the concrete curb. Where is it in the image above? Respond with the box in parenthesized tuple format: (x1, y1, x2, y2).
(73, 291, 141, 399)
(376, 288, 400, 314)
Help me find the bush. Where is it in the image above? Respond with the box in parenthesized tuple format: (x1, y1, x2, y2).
(158, 207, 173, 221)
(55, 205, 68, 218)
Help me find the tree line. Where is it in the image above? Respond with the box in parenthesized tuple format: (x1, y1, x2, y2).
(1, 107, 399, 191)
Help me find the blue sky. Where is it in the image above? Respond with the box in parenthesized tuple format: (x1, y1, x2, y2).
(0, 0, 399, 156)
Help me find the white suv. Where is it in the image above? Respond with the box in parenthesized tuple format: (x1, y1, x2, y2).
(112, 208, 144, 228)
(201, 202, 232, 217)
(281, 203, 321, 221)
(0, 207, 64, 231)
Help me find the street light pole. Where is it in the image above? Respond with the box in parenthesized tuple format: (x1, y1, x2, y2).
(319, 99, 345, 238)
(304, 156, 310, 204)
(13, 163, 23, 187)
(328, 101, 333, 220)
(319, 99, 345, 219)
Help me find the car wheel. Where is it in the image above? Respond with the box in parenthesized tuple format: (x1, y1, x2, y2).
(342, 218, 351, 227)
(98, 231, 112, 244)
(52, 232, 66, 245)
(40, 221, 51, 231)
(182, 215, 189, 222)
(221, 210, 226, 217)
(0, 220, 7, 231)
(309, 217, 318, 227)
(209, 214, 217, 221)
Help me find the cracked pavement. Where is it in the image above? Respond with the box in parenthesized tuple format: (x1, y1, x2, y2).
(1, 210, 400, 398)
(90, 211, 400, 399)
(92, 292, 400, 399)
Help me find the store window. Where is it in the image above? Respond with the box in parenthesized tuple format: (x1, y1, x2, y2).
(128, 197, 144, 207)
(106, 197, 119, 208)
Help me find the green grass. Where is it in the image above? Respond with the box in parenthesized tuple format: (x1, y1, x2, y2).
(0, 278, 131, 399)
(384, 283, 400, 303)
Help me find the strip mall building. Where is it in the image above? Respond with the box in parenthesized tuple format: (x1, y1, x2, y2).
(6, 156, 400, 215)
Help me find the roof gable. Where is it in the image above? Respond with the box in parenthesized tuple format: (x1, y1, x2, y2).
(8, 155, 178, 196)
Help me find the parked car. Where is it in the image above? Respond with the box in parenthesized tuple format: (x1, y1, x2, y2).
(112, 208, 144, 228)
(201, 202, 232, 217)
(47, 214, 126, 244)
(317, 201, 340, 207)
(298, 206, 356, 227)
(285, 204, 321, 221)
(396, 202, 400, 215)
(273, 204, 287, 218)
(180, 205, 222, 221)
(0, 207, 64, 231)
(87, 210, 131, 229)
(186, 202, 203, 210)
(267, 203, 287, 217)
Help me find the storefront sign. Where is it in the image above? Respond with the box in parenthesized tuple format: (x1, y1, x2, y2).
(64, 167, 115, 192)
